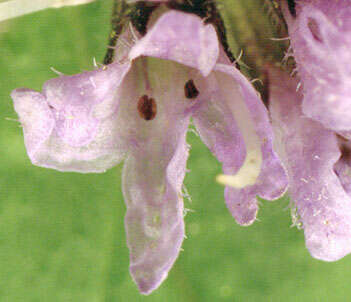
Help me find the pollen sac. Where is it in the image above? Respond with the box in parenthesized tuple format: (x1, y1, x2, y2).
(287, 0, 296, 17)
(184, 79, 199, 99)
(137, 95, 157, 121)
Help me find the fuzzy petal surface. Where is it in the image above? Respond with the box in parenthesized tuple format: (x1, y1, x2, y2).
(12, 62, 131, 172)
(193, 64, 288, 225)
(12, 88, 55, 159)
(120, 59, 191, 294)
(283, 0, 351, 131)
(129, 10, 219, 77)
(269, 68, 351, 261)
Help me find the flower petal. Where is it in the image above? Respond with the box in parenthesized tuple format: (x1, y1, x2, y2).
(129, 10, 219, 77)
(269, 68, 351, 261)
(12, 62, 131, 172)
(12, 88, 55, 159)
(283, 1, 351, 131)
(192, 64, 288, 225)
(120, 58, 191, 294)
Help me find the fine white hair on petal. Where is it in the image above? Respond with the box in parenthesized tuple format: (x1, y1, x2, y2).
(0, 0, 95, 22)
(11, 61, 132, 173)
(269, 67, 351, 261)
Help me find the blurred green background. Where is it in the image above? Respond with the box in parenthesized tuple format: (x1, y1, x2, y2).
(0, 1, 350, 301)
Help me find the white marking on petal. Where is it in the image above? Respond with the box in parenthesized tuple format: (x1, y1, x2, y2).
(216, 71, 263, 188)
(216, 150, 262, 188)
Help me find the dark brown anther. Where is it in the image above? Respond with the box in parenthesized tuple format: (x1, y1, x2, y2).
(287, 0, 296, 18)
(137, 95, 157, 121)
(339, 141, 351, 161)
(184, 79, 199, 99)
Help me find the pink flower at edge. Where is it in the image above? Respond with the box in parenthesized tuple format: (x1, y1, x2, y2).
(269, 67, 351, 262)
(11, 10, 288, 294)
(282, 0, 351, 132)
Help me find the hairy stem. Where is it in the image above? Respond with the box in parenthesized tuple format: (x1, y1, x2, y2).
(103, 1, 159, 65)
(103, 0, 130, 65)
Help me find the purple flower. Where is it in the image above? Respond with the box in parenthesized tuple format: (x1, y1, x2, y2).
(282, 0, 351, 131)
(11, 10, 287, 294)
(269, 67, 351, 261)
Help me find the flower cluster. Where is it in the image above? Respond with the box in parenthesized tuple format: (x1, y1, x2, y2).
(11, 8, 288, 294)
(8, 0, 351, 295)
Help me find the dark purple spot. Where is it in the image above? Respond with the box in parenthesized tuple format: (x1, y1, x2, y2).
(137, 95, 157, 121)
(287, 0, 296, 17)
(308, 18, 323, 42)
(184, 79, 199, 99)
